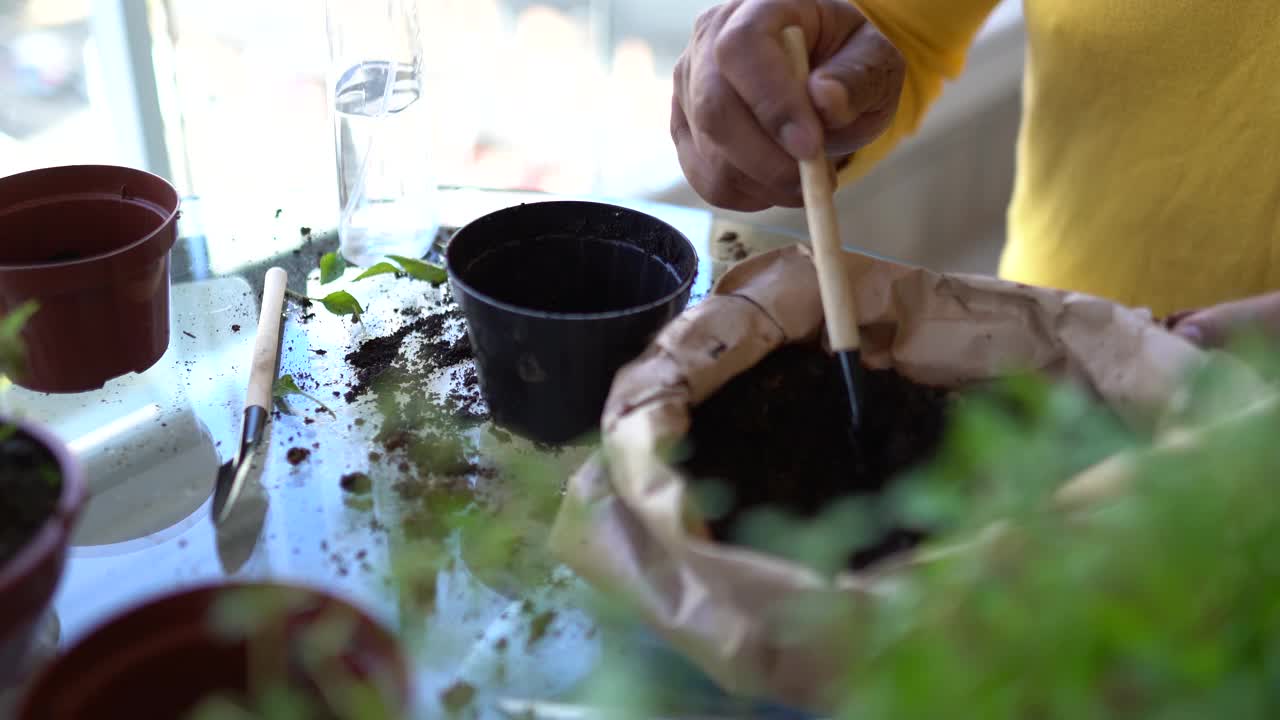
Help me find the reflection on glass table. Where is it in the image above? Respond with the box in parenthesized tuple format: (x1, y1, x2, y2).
(2, 187, 809, 719)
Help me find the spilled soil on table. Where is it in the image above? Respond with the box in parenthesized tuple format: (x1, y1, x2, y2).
(678, 342, 951, 571)
(343, 315, 440, 403)
(339, 262, 563, 601)
(0, 431, 62, 567)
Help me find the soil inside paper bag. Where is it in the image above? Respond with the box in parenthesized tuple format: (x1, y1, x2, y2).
(678, 343, 951, 571)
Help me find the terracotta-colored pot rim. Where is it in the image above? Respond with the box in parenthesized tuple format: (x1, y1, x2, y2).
(0, 165, 180, 274)
(18, 580, 412, 717)
(0, 416, 86, 606)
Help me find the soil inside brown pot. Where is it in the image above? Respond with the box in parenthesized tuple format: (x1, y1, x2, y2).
(0, 431, 62, 566)
(678, 343, 951, 571)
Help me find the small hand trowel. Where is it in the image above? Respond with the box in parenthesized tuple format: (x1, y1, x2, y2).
(781, 26, 866, 438)
(212, 266, 288, 526)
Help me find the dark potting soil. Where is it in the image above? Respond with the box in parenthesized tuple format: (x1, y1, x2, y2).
(335, 257, 568, 598)
(340, 472, 372, 495)
(715, 230, 749, 261)
(344, 293, 483, 427)
(440, 681, 476, 714)
(0, 432, 62, 566)
(679, 343, 951, 571)
(343, 315, 441, 403)
(422, 331, 472, 373)
(528, 609, 556, 646)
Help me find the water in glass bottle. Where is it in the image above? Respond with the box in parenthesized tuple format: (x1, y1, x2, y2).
(327, 0, 438, 267)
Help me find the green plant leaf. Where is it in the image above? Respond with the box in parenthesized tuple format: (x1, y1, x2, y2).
(387, 255, 447, 285)
(0, 301, 37, 379)
(273, 374, 335, 414)
(353, 262, 402, 282)
(317, 291, 364, 320)
(318, 252, 346, 285)
(0, 301, 38, 341)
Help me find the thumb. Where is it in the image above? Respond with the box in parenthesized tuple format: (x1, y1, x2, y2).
(1171, 292, 1280, 349)
(809, 20, 904, 137)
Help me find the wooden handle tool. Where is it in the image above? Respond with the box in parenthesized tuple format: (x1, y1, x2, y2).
(781, 25, 865, 433)
(247, 267, 288, 409)
(213, 266, 288, 526)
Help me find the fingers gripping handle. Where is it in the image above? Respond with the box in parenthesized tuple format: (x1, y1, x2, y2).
(781, 26, 862, 353)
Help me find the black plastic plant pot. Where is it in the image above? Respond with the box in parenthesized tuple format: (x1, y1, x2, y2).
(446, 201, 697, 445)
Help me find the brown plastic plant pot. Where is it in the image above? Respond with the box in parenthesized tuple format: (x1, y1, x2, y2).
(0, 165, 180, 393)
(0, 417, 86, 688)
(17, 582, 413, 719)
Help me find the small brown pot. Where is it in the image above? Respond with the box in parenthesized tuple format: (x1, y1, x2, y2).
(0, 165, 180, 393)
(17, 582, 413, 719)
(0, 418, 85, 688)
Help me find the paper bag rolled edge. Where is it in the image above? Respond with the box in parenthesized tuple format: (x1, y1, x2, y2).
(554, 243, 1214, 709)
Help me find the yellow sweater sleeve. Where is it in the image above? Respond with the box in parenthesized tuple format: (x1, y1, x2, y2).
(837, 0, 1005, 184)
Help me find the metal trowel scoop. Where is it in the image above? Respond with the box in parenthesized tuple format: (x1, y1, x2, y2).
(212, 266, 288, 526)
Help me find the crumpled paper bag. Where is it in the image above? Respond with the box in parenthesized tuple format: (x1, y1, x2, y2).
(549, 244, 1209, 710)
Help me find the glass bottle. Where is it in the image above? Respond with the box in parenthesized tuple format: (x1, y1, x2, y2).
(325, 0, 438, 266)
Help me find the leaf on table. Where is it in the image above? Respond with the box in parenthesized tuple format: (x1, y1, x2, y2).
(353, 262, 402, 282)
(318, 291, 364, 320)
(319, 251, 346, 285)
(0, 300, 37, 379)
(273, 374, 335, 414)
(387, 255, 447, 286)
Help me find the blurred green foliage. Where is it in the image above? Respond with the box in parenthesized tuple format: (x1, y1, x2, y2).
(191, 327, 1280, 719)
(0, 300, 38, 381)
(822, 334, 1280, 719)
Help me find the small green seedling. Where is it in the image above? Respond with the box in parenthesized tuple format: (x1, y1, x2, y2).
(352, 263, 401, 282)
(273, 374, 335, 415)
(286, 289, 364, 323)
(316, 291, 363, 319)
(0, 300, 38, 380)
(386, 255, 446, 285)
(319, 252, 346, 285)
(350, 255, 446, 286)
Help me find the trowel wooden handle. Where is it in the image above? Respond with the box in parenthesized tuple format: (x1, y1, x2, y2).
(246, 267, 288, 410)
(781, 25, 861, 353)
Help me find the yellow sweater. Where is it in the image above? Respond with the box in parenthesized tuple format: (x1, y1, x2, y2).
(843, 0, 1280, 317)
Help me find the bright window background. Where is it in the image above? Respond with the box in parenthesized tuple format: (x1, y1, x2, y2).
(2, 0, 1021, 233)
(155, 0, 691, 224)
(0, 0, 111, 175)
(154, 0, 336, 213)
(3, 0, 695, 220)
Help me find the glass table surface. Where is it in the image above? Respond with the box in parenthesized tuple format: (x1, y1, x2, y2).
(1, 187, 812, 719)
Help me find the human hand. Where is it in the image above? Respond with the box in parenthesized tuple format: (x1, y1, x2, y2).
(672, 0, 905, 211)
(1168, 291, 1280, 348)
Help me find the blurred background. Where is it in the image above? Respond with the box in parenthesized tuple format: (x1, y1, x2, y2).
(0, 0, 1024, 272)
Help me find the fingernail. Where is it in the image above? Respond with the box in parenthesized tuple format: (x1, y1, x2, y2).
(1174, 324, 1203, 345)
(780, 122, 819, 160)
